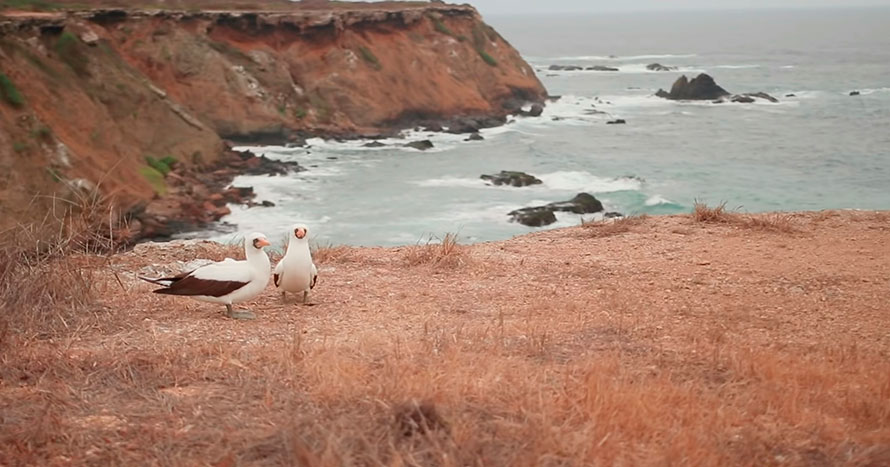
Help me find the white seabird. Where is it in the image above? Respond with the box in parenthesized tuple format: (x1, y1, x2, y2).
(140, 232, 272, 320)
(273, 223, 318, 304)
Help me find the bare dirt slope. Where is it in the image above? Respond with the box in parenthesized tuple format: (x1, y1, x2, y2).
(2, 211, 889, 465)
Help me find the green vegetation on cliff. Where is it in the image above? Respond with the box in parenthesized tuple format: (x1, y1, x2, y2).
(0, 73, 25, 107)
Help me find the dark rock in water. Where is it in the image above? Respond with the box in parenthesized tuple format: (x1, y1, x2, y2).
(552, 116, 563, 121)
(235, 151, 304, 176)
(508, 207, 557, 227)
(363, 141, 386, 148)
(423, 122, 444, 132)
(547, 95, 562, 102)
(604, 212, 624, 219)
(606, 119, 627, 125)
(656, 73, 731, 101)
(785, 93, 796, 98)
(548, 64, 584, 71)
(744, 92, 779, 103)
(549, 193, 605, 214)
(481, 170, 542, 187)
(446, 116, 506, 134)
(405, 140, 434, 151)
(326, 156, 338, 160)
(509, 193, 605, 227)
(716, 92, 779, 104)
(522, 103, 544, 117)
(465, 132, 484, 142)
(647, 63, 678, 71)
(585, 109, 608, 116)
(850, 91, 861, 96)
(587, 65, 619, 72)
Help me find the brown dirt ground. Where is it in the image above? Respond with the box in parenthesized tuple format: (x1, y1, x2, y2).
(2, 210, 890, 466)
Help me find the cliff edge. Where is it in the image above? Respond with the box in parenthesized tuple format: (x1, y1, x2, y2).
(0, 2, 546, 239)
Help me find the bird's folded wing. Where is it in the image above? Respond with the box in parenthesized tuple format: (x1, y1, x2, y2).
(310, 263, 318, 289)
(155, 260, 253, 297)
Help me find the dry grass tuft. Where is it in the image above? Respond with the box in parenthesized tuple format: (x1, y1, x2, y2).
(393, 400, 450, 438)
(311, 242, 356, 264)
(692, 200, 735, 223)
(582, 214, 649, 237)
(741, 212, 799, 233)
(0, 190, 124, 338)
(403, 233, 467, 268)
(693, 202, 800, 234)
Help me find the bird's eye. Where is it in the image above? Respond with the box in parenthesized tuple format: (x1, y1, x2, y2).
(253, 239, 260, 249)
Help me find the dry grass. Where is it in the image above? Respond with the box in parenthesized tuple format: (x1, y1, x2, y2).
(582, 214, 649, 237)
(2, 211, 890, 466)
(692, 200, 734, 223)
(311, 242, 356, 264)
(402, 232, 467, 268)
(741, 212, 799, 233)
(693, 202, 800, 233)
(0, 191, 121, 339)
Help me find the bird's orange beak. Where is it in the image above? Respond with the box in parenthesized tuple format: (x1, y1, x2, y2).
(295, 228, 306, 239)
(257, 238, 271, 247)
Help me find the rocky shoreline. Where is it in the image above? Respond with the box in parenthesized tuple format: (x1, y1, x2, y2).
(124, 148, 302, 242)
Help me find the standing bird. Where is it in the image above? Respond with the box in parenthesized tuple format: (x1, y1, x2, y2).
(274, 223, 318, 305)
(140, 232, 272, 320)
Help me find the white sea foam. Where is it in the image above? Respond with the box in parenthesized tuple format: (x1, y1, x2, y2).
(712, 64, 761, 69)
(413, 171, 642, 194)
(413, 176, 486, 189)
(531, 53, 697, 62)
(538, 64, 703, 75)
(537, 171, 643, 193)
(645, 195, 677, 206)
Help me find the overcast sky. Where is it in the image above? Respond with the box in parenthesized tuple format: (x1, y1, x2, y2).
(469, 0, 890, 15)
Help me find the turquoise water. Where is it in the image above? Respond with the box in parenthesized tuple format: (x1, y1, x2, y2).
(200, 8, 890, 247)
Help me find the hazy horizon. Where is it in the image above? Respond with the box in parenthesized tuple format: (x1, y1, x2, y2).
(468, 0, 890, 15)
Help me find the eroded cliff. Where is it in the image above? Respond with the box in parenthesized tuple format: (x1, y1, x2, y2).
(0, 2, 546, 239)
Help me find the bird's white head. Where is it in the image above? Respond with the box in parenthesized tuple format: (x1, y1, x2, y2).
(291, 223, 310, 241)
(246, 232, 271, 251)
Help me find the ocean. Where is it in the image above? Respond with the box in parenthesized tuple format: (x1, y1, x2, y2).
(202, 7, 890, 247)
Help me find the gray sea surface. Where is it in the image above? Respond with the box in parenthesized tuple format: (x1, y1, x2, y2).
(199, 8, 890, 247)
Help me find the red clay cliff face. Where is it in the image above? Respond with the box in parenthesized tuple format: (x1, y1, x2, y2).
(0, 3, 547, 237)
(114, 5, 546, 138)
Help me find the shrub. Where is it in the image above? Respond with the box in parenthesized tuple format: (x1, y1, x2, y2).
(54, 31, 89, 76)
(430, 15, 455, 36)
(477, 49, 498, 67)
(472, 24, 488, 50)
(358, 46, 382, 71)
(31, 125, 52, 140)
(139, 166, 167, 195)
(145, 156, 175, 176)
(13, 141, 28, 153)
(0, 73, 25, 108)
